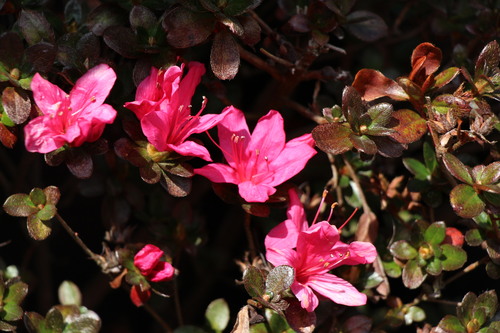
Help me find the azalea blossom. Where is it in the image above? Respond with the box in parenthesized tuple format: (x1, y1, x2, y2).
(134, 244, 175, 282)
(24, 64, 117, 153)
(265, 189, 377, 312)
(124, 62, 227, 161)
(194, 106, 317, 202)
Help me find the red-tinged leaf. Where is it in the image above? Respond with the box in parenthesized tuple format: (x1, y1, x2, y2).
(43, 186, 60, 205)
(365, 102, 393, 128)
(388, 109, 426, 144)
(2, 87, 31, 125)
(129, 5, 156, 31)
(219, 15, 244, 37)
(103, 26, 139, 58)
(239, 14, 261, 46)
(475, 40, 500, 78)
(211, 30, 240, 80)
(402, 259, 426, 289)
(442, 153, 473, 184)
(288, 14, 310, 33)
(396, 77, 424, 104)
(27, 214, 52, 240)
(66, 149, 93, 179)
(342, 86, 365, 126)
(18, 9, 55, 45)
(285, 299, 316, 333)
(0, 123, 17, 148)
(163, 6, 214, 48)
(161, 171, 191, 197)
(390, 240, 417, 260)
(352, 69, 409, 101)
(312, 122, 354, 155)
(86, 4, 128, 36)
(472, 162, 500, 185)
(350, 134, 377, 155)
(433, 67, 460, 89)
(114, 138, 149, 168)
(343, 315, 372, 333)
(140, 163, 162, 184)
(410, 42, 442, 78)
(0, 32, 24, 69)
(436, 315, 466, 333)
(431, 94, 471, 117)
(450, 184, 485, 218)
(130, 285, 151, 307)
(345, 10, 387, 42)
(3, 193, 37, 217)
(25, 42, 57, 73)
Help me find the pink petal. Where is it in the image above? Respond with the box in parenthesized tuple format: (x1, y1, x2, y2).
(217, 106, 251, 168)
(82, 103, 117, 124)
(31, 73, 67, 116)
(194, 163, 239, 184)
(24, 117, 66, 153)
(248, 110, 285, 161)
(70, 64, 117, 112)
(134, 244, 164, 274)
(268, 133, 316, 186)
(238, 180, 276, 202)
(297, 221, 340, 256)
(141, 111, 170, 151)
(339, 241, 377, 266)
(171, 62, 205, 110)
(265, 247, 298, 268)
(291, 282, 319, 312)
(306, 273, 367, 306)
(148, 261, 175, 282)
(265, 189, 308, 249)
(181, 111, 230, 139)
(166, 140, 213, 161)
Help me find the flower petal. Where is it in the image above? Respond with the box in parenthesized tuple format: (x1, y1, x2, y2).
(134, 244, 164, 274)
(167, 140, 213, 161)
(24, 117, 67, 153)
(238, 180, 276, 202)
(306, 273, 367, 306)
(339, 241, 377, 266)
(31, 73, 67, 116)
(217, 106, 251, 167)
(265, 247, 298, 268)
(148, 261, 175, 282)
(248, 110, 285, 161)
(171, 62, 205, 111)
(291, 282, 319, 312)
(194, 163, 239, 184)
(70, 64, 117, 113)
(268, 133, 316, 186)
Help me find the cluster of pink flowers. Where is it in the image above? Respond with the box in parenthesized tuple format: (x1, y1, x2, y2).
(265, 189, 377, 312)
(24, 61, 376, 312)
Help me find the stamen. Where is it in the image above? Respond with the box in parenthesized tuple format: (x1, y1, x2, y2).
(312, 189, 328, 225)
(339, 208, 358, 231)
(326, 202, 338, 222)
(90, 96, 96, 102)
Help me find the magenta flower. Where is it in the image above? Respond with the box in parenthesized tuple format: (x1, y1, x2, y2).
(124, 62, 227, 161)
(194, 106, 317, 202)
(24, 64, 117, 153)
(265, 189, 377, 312)
(134, 244, 175, 282)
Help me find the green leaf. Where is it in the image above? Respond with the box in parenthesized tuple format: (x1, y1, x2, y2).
(423, 141, 438, 174)
(58, 281, 82, 306)
(45, 308, 65, 331)
(450, 184, 485, 218)
(23, 312, 45, 333)
(457, 292, 476, 323)
(465, 229, 485, 246)
(390, 240, 418, 260)
(242, 266, 265, 298)
(440, 244, 467, 271)
(365, 102, 393, 128)
(37, 204, 57, 221)
(312, 122, 354, 155)
(405, 306, 425, 325)
(29, 188, 46, 206)
(205, 299, 230, 333)
(383, 261, 402, 278)
(433, 67, 460, 89)
(4, 280, 28, 305)
(424, 222, 446, 245)
(486, 262, 500, 279)
(403, 158, 430, 180)
(470, 307, 487, 331)
(474, 290, 498, 321)
(437, 315, 466, 333)
(426, 256, 443, 276)
(442, 153, 473, 184)
(0, 320, 16, 331)
(1, 112, 15, 127)
(389, 109, 427, 144)
(265, 265, 294, 301)
(63, 313, 101, 333)
(27, 215, 52, 241)
(3, 193, 37, 217)
(349, 134, 377, 155)
(474, 161, 500, 185)
(402, 259, 426, 289)
(2, 302, 23, 321)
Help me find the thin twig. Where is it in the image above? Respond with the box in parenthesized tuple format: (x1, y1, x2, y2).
(238, 45, 282, 80)
(443, 256, 490, 287)
(244, 212, 257, 259)
(173, 278, 184, 327)
(342, 156, 371, 214)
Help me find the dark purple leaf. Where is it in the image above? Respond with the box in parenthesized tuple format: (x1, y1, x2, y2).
(350, 134, 377, 155)
(86, 4, 127, 36)
(345, 11, 387, 42)
(239, 14, 261, 46)
(130, 5, 156, 31)
(26, 42, 56, 73)
(103, 26, 139, 58)
(163, 6, 214, 48)
(342, 86, 364, 127)
(312, 122, 354, 155)
(211, 30, 240, 80)
(18, 10, 55, 45)
(0, 32, 24, 69)
(66, 149, 93, 179)
(475, 40, 499, 78)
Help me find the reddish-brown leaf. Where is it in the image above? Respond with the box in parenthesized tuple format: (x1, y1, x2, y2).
(211, 30, 240, 80)
(388, 109, 427, 144)
(352, 69, 409, 101)
(312, 122, 353, 155)
(2, 87, 31, 124)
(409, 42, 442, 83)
(0, 122, 17, 148)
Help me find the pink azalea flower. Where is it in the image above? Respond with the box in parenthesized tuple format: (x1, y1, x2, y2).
(24, 64, 117, 153)
(265, 189, 377, 312)
(124, 62, 227, 161)
(194, 106, 317, 202)
(134, 244, 175, 282)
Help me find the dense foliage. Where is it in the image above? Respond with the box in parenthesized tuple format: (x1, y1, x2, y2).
(0, 0, 499, 332)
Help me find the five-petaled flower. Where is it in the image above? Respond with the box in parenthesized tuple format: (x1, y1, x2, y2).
(124, 62, 227, 161)
(194, 106, 317, 202)
(24, 64, 117, 153)
(265, 189, 377, 312)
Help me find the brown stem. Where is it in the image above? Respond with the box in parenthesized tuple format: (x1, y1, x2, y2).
(342, 156, 371, 214)
(238, 45, 282, 80)
(173, 278, 184, 327)
(143, 302, 173, 333)
(244, 212, 257, 260)
(55, 213, 105, 268)
(443, 256, 489, 287)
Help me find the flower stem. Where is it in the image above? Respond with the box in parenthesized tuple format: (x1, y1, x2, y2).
(55, 213, 105, 268)
(244, 212, 257, 259)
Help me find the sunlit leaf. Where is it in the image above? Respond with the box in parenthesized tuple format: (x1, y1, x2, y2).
(450, 184, 485, 218)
